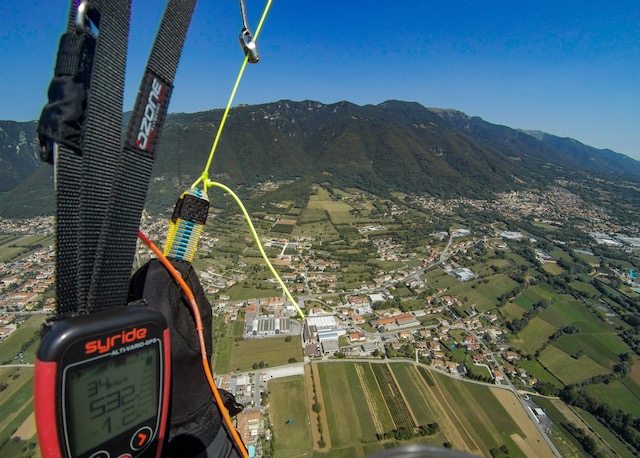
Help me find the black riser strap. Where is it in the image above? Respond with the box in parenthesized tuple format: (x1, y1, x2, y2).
(75, 0, 131, 312)
(49, 0, 101, 316)
(55, 148, 82, 315)
(88, 0, 197, 310)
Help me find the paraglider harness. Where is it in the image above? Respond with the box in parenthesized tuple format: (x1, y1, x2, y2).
(33, 0, 268, 456)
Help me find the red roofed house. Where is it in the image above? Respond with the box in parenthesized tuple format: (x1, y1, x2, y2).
(349, 332, 366, 342)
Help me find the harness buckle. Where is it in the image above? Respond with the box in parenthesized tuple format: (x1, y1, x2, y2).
(239, 28, 260, 64)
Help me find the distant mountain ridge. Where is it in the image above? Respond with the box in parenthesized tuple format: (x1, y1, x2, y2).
(521, 129, 640, 176)
(1, 100, 639, 217)
(0, 121, 40, 193)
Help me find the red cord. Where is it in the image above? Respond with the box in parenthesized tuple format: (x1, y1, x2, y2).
(137, 230, 249, 458)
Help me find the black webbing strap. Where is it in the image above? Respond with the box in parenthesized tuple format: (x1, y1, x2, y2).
(42, 0, 196, 315)
(42, 0, 131, 316)
(75, 0, 131, 313)
(40, 4, 87, 315)
(88, 0, 197, 311)
(44, 3, 87, 314)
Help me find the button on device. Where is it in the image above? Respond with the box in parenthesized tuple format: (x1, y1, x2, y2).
(130, 426, 153, 451)
(89, 451, 110, 458)
(117, 454, 132, 458)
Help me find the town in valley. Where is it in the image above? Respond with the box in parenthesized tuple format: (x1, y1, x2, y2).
(1, 177, 639, 458)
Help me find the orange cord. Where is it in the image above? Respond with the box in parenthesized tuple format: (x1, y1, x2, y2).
(137, 230, 249, 458)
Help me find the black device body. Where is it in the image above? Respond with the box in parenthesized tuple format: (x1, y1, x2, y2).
(34, 304, 171, 458)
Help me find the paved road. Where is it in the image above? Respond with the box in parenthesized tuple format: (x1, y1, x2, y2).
(223, 362, 305, 381)
(261, 363, 305, 379)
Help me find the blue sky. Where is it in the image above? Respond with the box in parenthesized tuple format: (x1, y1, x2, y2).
(1, 1, 639, 160)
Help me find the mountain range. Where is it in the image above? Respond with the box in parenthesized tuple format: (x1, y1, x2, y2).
(1, 100, 639, 217)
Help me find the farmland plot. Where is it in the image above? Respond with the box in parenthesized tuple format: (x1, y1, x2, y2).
(553, 333, 630, 370)
(370, 364, 415, 429)
(539, 345, 609, 385)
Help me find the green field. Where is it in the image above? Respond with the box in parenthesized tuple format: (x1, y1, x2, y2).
(501, 302, 527, 321)
(0, 368, 36, 456)
(212, 317, 237, 373)
(568, 281, 600, 298)
(312, 362, 450, 456)
(432, 272, 520, 312)
(357, 364, 396, 431)
(511, 284, 557, 312)
(10, 235, 54, 247)
(504, 251, 529, 267)
(516, 358, 564, 389)
(306, 188, 359, 225)
(0, 246, 29, 262)
(487, 258, 512, 269)
(583, 380, 640, 417)
(297, 208, 329, 224)
(292, 221, 340, 241)
(323, 203, 357, 225)
(538, 295, 611, 334)
(370, 364, 415, 429)
(574, 252, 600, 266)
(539, 345, 609, 385)
(513, 295, 534, 311)
(424, 269, 460, 290)
(552, 333, 629, 370)
(270, 223, 295, 234)
(390, 364, 439, 426)
(466, 274, 521, 312)
(317, 363, 379, 447)
(504, 284, 556, 319)
(304, 363, 550, 457)
(216, 335, 303, 373)
(0, 316, 47, 365)
(542, 263, 564, 275)
(531, 222, 558, 232)
(525, 284, 557, 301)
(622, 367, 640, 400)
(513, 317, 558, 355)
(573, 407, 636, 457)
(466, 361, 493, 379)
(430, 371, 532, 458)
(0, 437, 40, 458)
(267, 376, 313, 457)
(549, 248, 572, 262)
(224, 284, 281, 301)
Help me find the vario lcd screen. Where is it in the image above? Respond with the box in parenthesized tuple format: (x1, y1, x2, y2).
(64, 342, 160, 456)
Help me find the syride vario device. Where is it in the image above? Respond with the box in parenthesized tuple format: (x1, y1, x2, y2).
(34, 304, 171, 458)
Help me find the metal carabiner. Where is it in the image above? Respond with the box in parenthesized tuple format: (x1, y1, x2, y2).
(239, 27, 260, 64)
(75, 1, 90, 33)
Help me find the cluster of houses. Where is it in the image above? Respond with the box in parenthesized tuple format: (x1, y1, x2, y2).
(228, 288, 531, 387)
(0, 314, 18, 340)
(0, 245, 55, 313)
(372, 306, 535, 386)
(216, 373, 265, 452)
